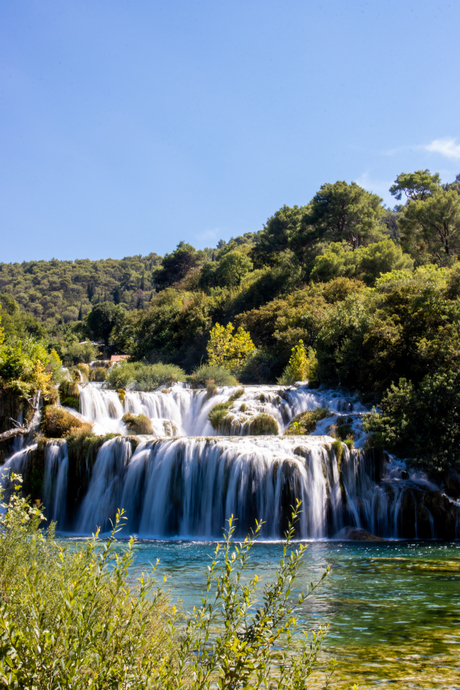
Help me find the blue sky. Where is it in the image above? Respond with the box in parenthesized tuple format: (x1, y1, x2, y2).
(1, 0, 460, 263)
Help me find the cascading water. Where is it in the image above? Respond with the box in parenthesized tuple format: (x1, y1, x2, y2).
(43, 440, 69, 527)
(1, 382, 457, 539)
(77, 383, 368, 440)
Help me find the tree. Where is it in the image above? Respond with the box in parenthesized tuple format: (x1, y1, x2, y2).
(216, 251, 253, 287)
(295, 181, 385, 267)
(87, 302, 126, 346)
(310, 239, 413, 285)
(207, 322, 256, 371)
(364, 371, 460, 474)
(251, 205, 306, 268)
(153, 242, 200, 290)
(399, 189, 460, 263)
(390, 169, 442, 202)
(278, 340, 309, 384)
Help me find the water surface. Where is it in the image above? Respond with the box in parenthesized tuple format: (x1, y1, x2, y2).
(119, 539, 460, 688)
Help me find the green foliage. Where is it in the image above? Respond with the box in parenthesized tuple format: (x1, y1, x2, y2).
(130, 289, 212, 370)
(41, 405, 86, 438)
(154, 242, 207, 290)
(399, 189, 460, 263)
(87, 301, 126, 346)
(208, 389, 244, 430)
(0, 336, 60, 401)
(59, 378, 80, 410)
(314, 264, 460, 393)
(0, 253, 161, 329)
(364, 371, 460, 474)
(285, 406, 330, 435)
(105, 361, 186, 391)
(0, 486, 329, 689)
(296, 181, 385, 262)
(278, 340, 309, 384)
(250, 205, 307, 268)
(390, 169, 442, 202)
(236, 349, 279, 384)
(310, 239, 413, 285)
(247, 413, 279, 435)
(199, 250, 253, 290)
(61, 340, 99, 365)
(332, 416, 354, 442)
(122, 413, 153, 435)
(188, 363, 238, 387)
(207, 322, 256, 372)
(332, 440, 344, 462)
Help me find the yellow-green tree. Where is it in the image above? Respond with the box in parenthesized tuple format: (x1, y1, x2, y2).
(207, 322, 256, 371)
(278, 340, 309, 384)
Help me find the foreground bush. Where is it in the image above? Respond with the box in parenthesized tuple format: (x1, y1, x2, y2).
(188, 363, 238, 387)
(0, 483, 330, 689)
(106, 361, 186, 391)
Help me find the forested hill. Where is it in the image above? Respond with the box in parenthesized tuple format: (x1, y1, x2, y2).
(0, 253, 163, 328)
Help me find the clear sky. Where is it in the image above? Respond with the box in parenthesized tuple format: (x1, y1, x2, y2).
(1, 0, 460, 263)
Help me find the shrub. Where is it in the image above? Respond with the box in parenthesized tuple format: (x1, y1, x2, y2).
(0, 489, 330, 689)
(89, 366, 107, 382)
(237, 349, 278, 384)
(76, 363, 90, 381)
(333, 416, 354, 441)
(208, 389, 244, 430)
(106, 362, 186, 391)
(122, 413, 153, 435)
(59, 379, 80, 411)
(188, 363, 238, 387)
(41, 405, 85, 438)
(285, 406, 330, 435)
(247, 413, 279, 435)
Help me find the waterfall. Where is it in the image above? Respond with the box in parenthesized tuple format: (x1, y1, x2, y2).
(77, 437, 133, 533)
(1, 380, 458, 540)
(74, 435, 385, 539)
(43, 440, 69, 528)
(77, 383, 363, 438)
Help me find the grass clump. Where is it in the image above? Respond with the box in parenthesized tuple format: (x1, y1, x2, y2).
(59, 378, 80, 411)
(247, 413, 279, 436)
(41, 405, 86, 438)
(206, 379, 217, 399)
(329, 416, 355, 446)
(122, 413, 153, 435)
(106, 362, 186, 391)
(285, 407, 330, 436)
(89, 366, 107, 382)
(188, 363, 238, 388)
(332, 439, 344, 462)
(0, 488, 330, 690)
(208, 389, 244, 430)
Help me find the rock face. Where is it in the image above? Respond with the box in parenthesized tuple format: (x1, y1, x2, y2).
(335, 526, 384, 542)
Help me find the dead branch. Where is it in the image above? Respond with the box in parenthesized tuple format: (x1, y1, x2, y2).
(0, 391, 40, 444)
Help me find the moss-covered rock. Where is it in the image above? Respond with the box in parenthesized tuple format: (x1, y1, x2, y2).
(208, 389, 244, 430)
(285, 407, 330, 435)
(41, 406, 85, 438)
(122, 413, 153, 435)
(247, 414, 279, 436)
